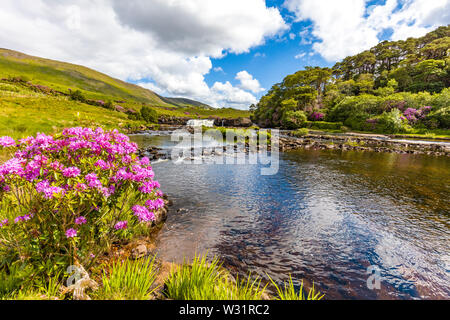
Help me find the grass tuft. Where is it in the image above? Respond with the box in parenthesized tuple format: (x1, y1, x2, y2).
(97, 255, 159, 300)
(268, 274, 324, 300)
(164, 254, 267, 300)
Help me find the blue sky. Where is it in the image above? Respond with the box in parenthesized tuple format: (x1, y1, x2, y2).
(203, 0, 446, 103)
(0, 0, 449, 109)
(205, 1, 329, 102)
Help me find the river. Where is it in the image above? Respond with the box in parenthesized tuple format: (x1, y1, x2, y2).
(130, 131, 450, 300)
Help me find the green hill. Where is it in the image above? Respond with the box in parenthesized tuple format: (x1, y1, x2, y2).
(0, 48, 219, 110)
(157, 95, 212, 109)
(0, 48, 175, 106)
(0, 48, 250, 140)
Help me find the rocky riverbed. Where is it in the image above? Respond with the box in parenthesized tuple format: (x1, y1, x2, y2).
(134, 128, 450, 162)
(280, 133, 450, 156)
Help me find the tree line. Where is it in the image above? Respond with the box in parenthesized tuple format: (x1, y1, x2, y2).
(252, 25, 449, 133)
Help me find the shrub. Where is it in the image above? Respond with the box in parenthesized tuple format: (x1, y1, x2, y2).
(104, 101, 113, 110)
(328, 95, 382, 122)
(281, 110, 307, 129)
(69, 90, 86, 103)
(343, 111, 371, 131)
(376, 109, 411, 133)
(140, 106, 158, 124)
(427, 106, 450, 129)
(292, 128, 309, 137)
(309, 112, 325, 121)
(0, 127, 164, 276)
(304, 121, 343, 130)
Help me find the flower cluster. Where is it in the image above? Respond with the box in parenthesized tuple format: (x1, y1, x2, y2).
(0, 219, 9, 228)
(0, 136, 15, 148)
(114, 221, 128, 230)
(309, 112, 325, 122)
(403, 106, 432, 125)
(0, 127, 164, 265)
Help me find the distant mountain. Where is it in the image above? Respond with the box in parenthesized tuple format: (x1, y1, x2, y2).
(157, 95, 213, 109)
(0, 48, 211, 108)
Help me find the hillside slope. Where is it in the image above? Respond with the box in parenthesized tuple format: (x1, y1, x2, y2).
(0, 48, 211, 108)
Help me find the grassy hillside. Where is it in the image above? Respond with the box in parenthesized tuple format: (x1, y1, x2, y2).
(0, 48, 251, 140)
(157, 95, 212, 109)
(0, 80, 143, 139)
(0, 48, 172, 105)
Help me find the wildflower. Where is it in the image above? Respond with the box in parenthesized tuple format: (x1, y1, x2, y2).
(75, 183, 88, 191)
(85, 173, 102, 189)
(139, 181, 160, 194)
(75, 216, 87, 225)
(114, 221, 128, 230)
(122, 155, 132, 164)
(65, 228, 78, 238)
(0, 136, 15, 148)
(62, 167, 81, 178)
(145, 198, 165, 210)
(14, 214, 32, 223)
(140, 157, 150, 166)
(132, 205, 155, 222)
(41, 185, 65, 199)
(0, 219, 8, 228)
(94, 159, 111, 170)
(309, 112, 325, 121)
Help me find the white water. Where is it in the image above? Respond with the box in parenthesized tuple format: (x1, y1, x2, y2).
(186, 119, 215, 127)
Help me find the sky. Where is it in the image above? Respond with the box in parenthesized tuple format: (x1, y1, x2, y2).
(0, 0, 449, 109)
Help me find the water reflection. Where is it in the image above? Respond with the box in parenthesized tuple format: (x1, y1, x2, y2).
(130, 134, 450, 300)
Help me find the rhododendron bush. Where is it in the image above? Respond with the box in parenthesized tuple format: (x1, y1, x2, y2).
(0, 127, 164, 271)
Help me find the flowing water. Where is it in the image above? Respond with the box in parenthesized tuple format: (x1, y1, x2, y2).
(130, 132, 450, 300)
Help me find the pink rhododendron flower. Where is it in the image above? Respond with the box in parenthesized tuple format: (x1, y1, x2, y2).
(75, 216, 87, 225)
(65, 228, 78, 238)
(0, 136, 15, 148)
(139, 157, 150, 166)
(85, 173, 102, 189)
(132, 205, 155, 222)
(0, 127, 164, 265)
(145, 198, 165, 210)
(114, 221, 128, 230)
(0, 219, 9, 228)
(62, 167, 81, 178)
(14, 214, 33, 223)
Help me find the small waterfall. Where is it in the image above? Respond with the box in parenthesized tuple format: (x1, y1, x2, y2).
(186, 119, 215, 127)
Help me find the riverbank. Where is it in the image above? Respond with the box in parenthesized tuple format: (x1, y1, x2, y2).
(280, 132, 450, 156)
(132, 128, 450, 158)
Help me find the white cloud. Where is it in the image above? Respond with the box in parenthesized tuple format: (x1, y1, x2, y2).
(289, 32, 296, 40)
(298, 27, 313, 45)
(111, 0, 288, 57)
(235, 71, 265, 94)
(0, 0, 287, 109)
(294, 52, 306, 59)
(213, 67, 224, 73)
(254, 52, 266, 58)
(284, 0, 450, 61)
(138, 82, 166, 95)
(211, 81, 258, 109)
